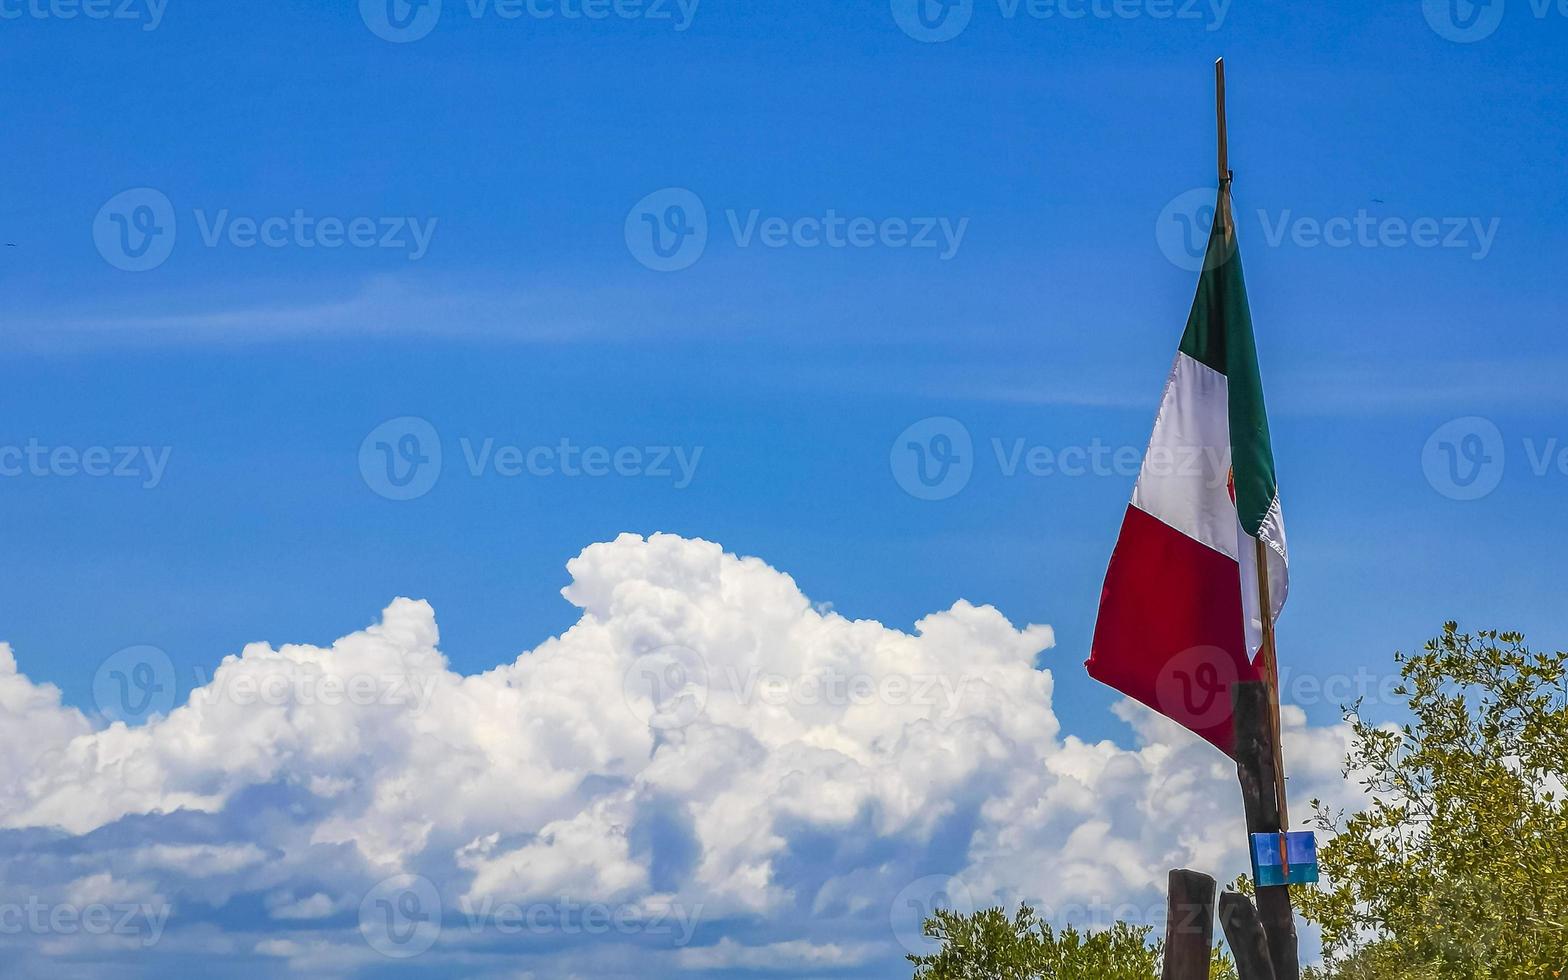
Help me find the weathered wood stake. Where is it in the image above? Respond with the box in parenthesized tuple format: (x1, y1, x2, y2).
(1161, 869, 1217, 980)
(1232, 681, 1300, 980)
(1218, 891, 1276, 980)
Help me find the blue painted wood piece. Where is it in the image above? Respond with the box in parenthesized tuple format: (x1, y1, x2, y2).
(1249, 831, 1319, 886)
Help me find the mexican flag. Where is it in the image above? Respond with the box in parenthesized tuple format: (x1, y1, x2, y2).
(1086, 191, 1288, 757)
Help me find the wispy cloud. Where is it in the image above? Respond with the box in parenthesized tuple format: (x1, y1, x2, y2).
(9, 275, 598, 349)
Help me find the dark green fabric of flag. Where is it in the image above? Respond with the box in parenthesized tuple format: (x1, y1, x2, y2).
(1177, 196, 1278, 538)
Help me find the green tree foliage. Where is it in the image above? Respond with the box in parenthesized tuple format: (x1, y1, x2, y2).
(907, 903, 1237, 980)
(908, 626, 1566, 980)
(1297, 624, 1568, 979)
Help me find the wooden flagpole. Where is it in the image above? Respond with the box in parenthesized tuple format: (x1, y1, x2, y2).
(1215, 58, 1290, 844)
(1216, 58, 1230, 216)
(1256, 537, 1290, 856)
(1217, 58, 1301, 980)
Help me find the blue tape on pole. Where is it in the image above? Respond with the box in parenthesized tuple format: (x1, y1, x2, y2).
(1249, 831, 1319, 886)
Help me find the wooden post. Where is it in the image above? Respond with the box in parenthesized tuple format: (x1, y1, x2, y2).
(1233, 682, 1300, 980)
(1161, 869, 1217, 980)
(1217, 891, 1276, 980)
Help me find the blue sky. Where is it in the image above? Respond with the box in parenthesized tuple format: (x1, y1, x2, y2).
(2, 0, 1568, 976)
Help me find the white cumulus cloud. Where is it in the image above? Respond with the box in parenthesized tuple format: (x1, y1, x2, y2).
(0, 533, 1360, 978)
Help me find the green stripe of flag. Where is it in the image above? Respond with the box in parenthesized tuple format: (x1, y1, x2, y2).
(1177, 197, 1278, 537)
